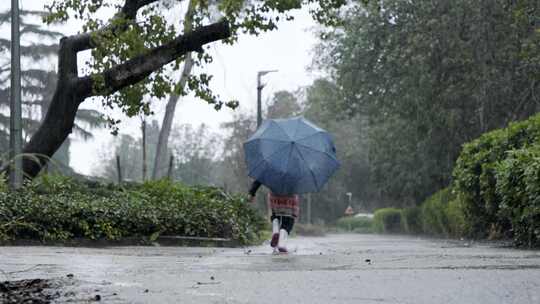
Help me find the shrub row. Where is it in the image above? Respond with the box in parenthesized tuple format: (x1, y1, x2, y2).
(373, 208, 402, 233)
(453, 114, 540, 247)
(369, 188, 466, 237)
(334, 115, 540, 248)
(0, 175, 265, 245)
(494, 147, 540, 247)
(336, 216, 373, 233)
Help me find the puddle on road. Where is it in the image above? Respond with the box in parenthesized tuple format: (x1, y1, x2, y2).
(112, 281, 143, 287)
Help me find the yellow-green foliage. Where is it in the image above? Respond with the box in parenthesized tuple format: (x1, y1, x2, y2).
(373, 208, 403, 233)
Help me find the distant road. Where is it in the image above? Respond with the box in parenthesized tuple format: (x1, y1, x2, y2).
(1, 234, 539, 303)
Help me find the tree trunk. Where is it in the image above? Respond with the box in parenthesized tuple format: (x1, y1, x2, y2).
(152, 0, 196, 180)
(152, 54, 194, 179)
(23, 60, 84, 178)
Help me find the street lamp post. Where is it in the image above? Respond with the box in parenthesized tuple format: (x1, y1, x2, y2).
(256, 70, 278, 127)
(9, 0, 22, 189)
(255, 70, 277, 218)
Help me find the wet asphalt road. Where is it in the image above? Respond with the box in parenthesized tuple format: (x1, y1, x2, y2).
(1, 233, 540, 303)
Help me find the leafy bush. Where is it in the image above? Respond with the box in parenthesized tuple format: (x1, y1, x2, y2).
(0, 173, 6, 193)
(336, 216, 373, 233)
(495, 147, 540, 247)
(446, 197, 466, 238)
(421, 188, 452, 236)
(453, 114, 540, 238)
(401, 206, 422, 234)
(373, 208, 403, 233)
(0, 176, 265, 245)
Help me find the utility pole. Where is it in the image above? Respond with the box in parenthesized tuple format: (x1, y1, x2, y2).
(307, 193, 312, 225)
(256, 70, 277, 219)
(167, 155, 174, 180)
(256, 70, 278, 127)
(9, 0, 22, 189)
(116, 155, 122, 184)
(141, 118, 147, 182)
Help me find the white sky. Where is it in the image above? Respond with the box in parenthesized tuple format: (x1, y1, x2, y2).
(1, 1, 320, 175)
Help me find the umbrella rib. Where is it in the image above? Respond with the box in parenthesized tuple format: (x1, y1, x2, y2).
(249, 121, 281, 142)
(273, 120, 293, 141)
(294, 130, 327, 142)
(276, 145, 294, 193)
(247, 158, 268, 179)
(291, 117, 302, 140)
(246, 138, 290, 144)
(293, 144, 319, 191)
(294, 142, 339, 160)
(247, 144, 288, 177)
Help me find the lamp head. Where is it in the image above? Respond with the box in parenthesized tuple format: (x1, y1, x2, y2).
(258, 70, 278, 77)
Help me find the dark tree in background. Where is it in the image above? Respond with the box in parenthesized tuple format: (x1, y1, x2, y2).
(0, 10, 105, 173)
(0, 10, 61, 156)
(313, 0, 540, 207)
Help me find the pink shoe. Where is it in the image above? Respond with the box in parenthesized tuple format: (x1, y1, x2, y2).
(270, 233, 279, 248)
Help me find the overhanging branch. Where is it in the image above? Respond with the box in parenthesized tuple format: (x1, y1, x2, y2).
(68, 0, 164, 52)
(77, 19, 230, 98)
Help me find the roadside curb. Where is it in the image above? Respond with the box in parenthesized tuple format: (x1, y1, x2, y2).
(0, 236, 240, 248)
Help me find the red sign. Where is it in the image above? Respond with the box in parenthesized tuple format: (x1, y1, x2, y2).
(344, 205, 354, 216)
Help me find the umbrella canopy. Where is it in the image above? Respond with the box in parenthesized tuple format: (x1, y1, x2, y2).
(244, 117, 340, 195)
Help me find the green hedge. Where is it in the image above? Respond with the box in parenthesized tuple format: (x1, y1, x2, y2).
(412, 188, 467, 238)
(495, 146, 540, 247)
(344, 190, 465, 237)
(453, 113, 540, 246)
(0, 175, 265, 245)
(453, 114, 540, 239)
(446, 197, 466, 238)
(336, 216, 373, 233)
(365, 187, 466, 238)
(373, 208, 402, 233)
(402, 206, 422, 234)
(421, 189, 451, 236)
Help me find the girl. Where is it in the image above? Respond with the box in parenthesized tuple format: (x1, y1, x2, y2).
(249, 180, 299, 253)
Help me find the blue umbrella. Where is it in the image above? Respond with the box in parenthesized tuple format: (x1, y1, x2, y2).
(243, 116, 340, 195)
